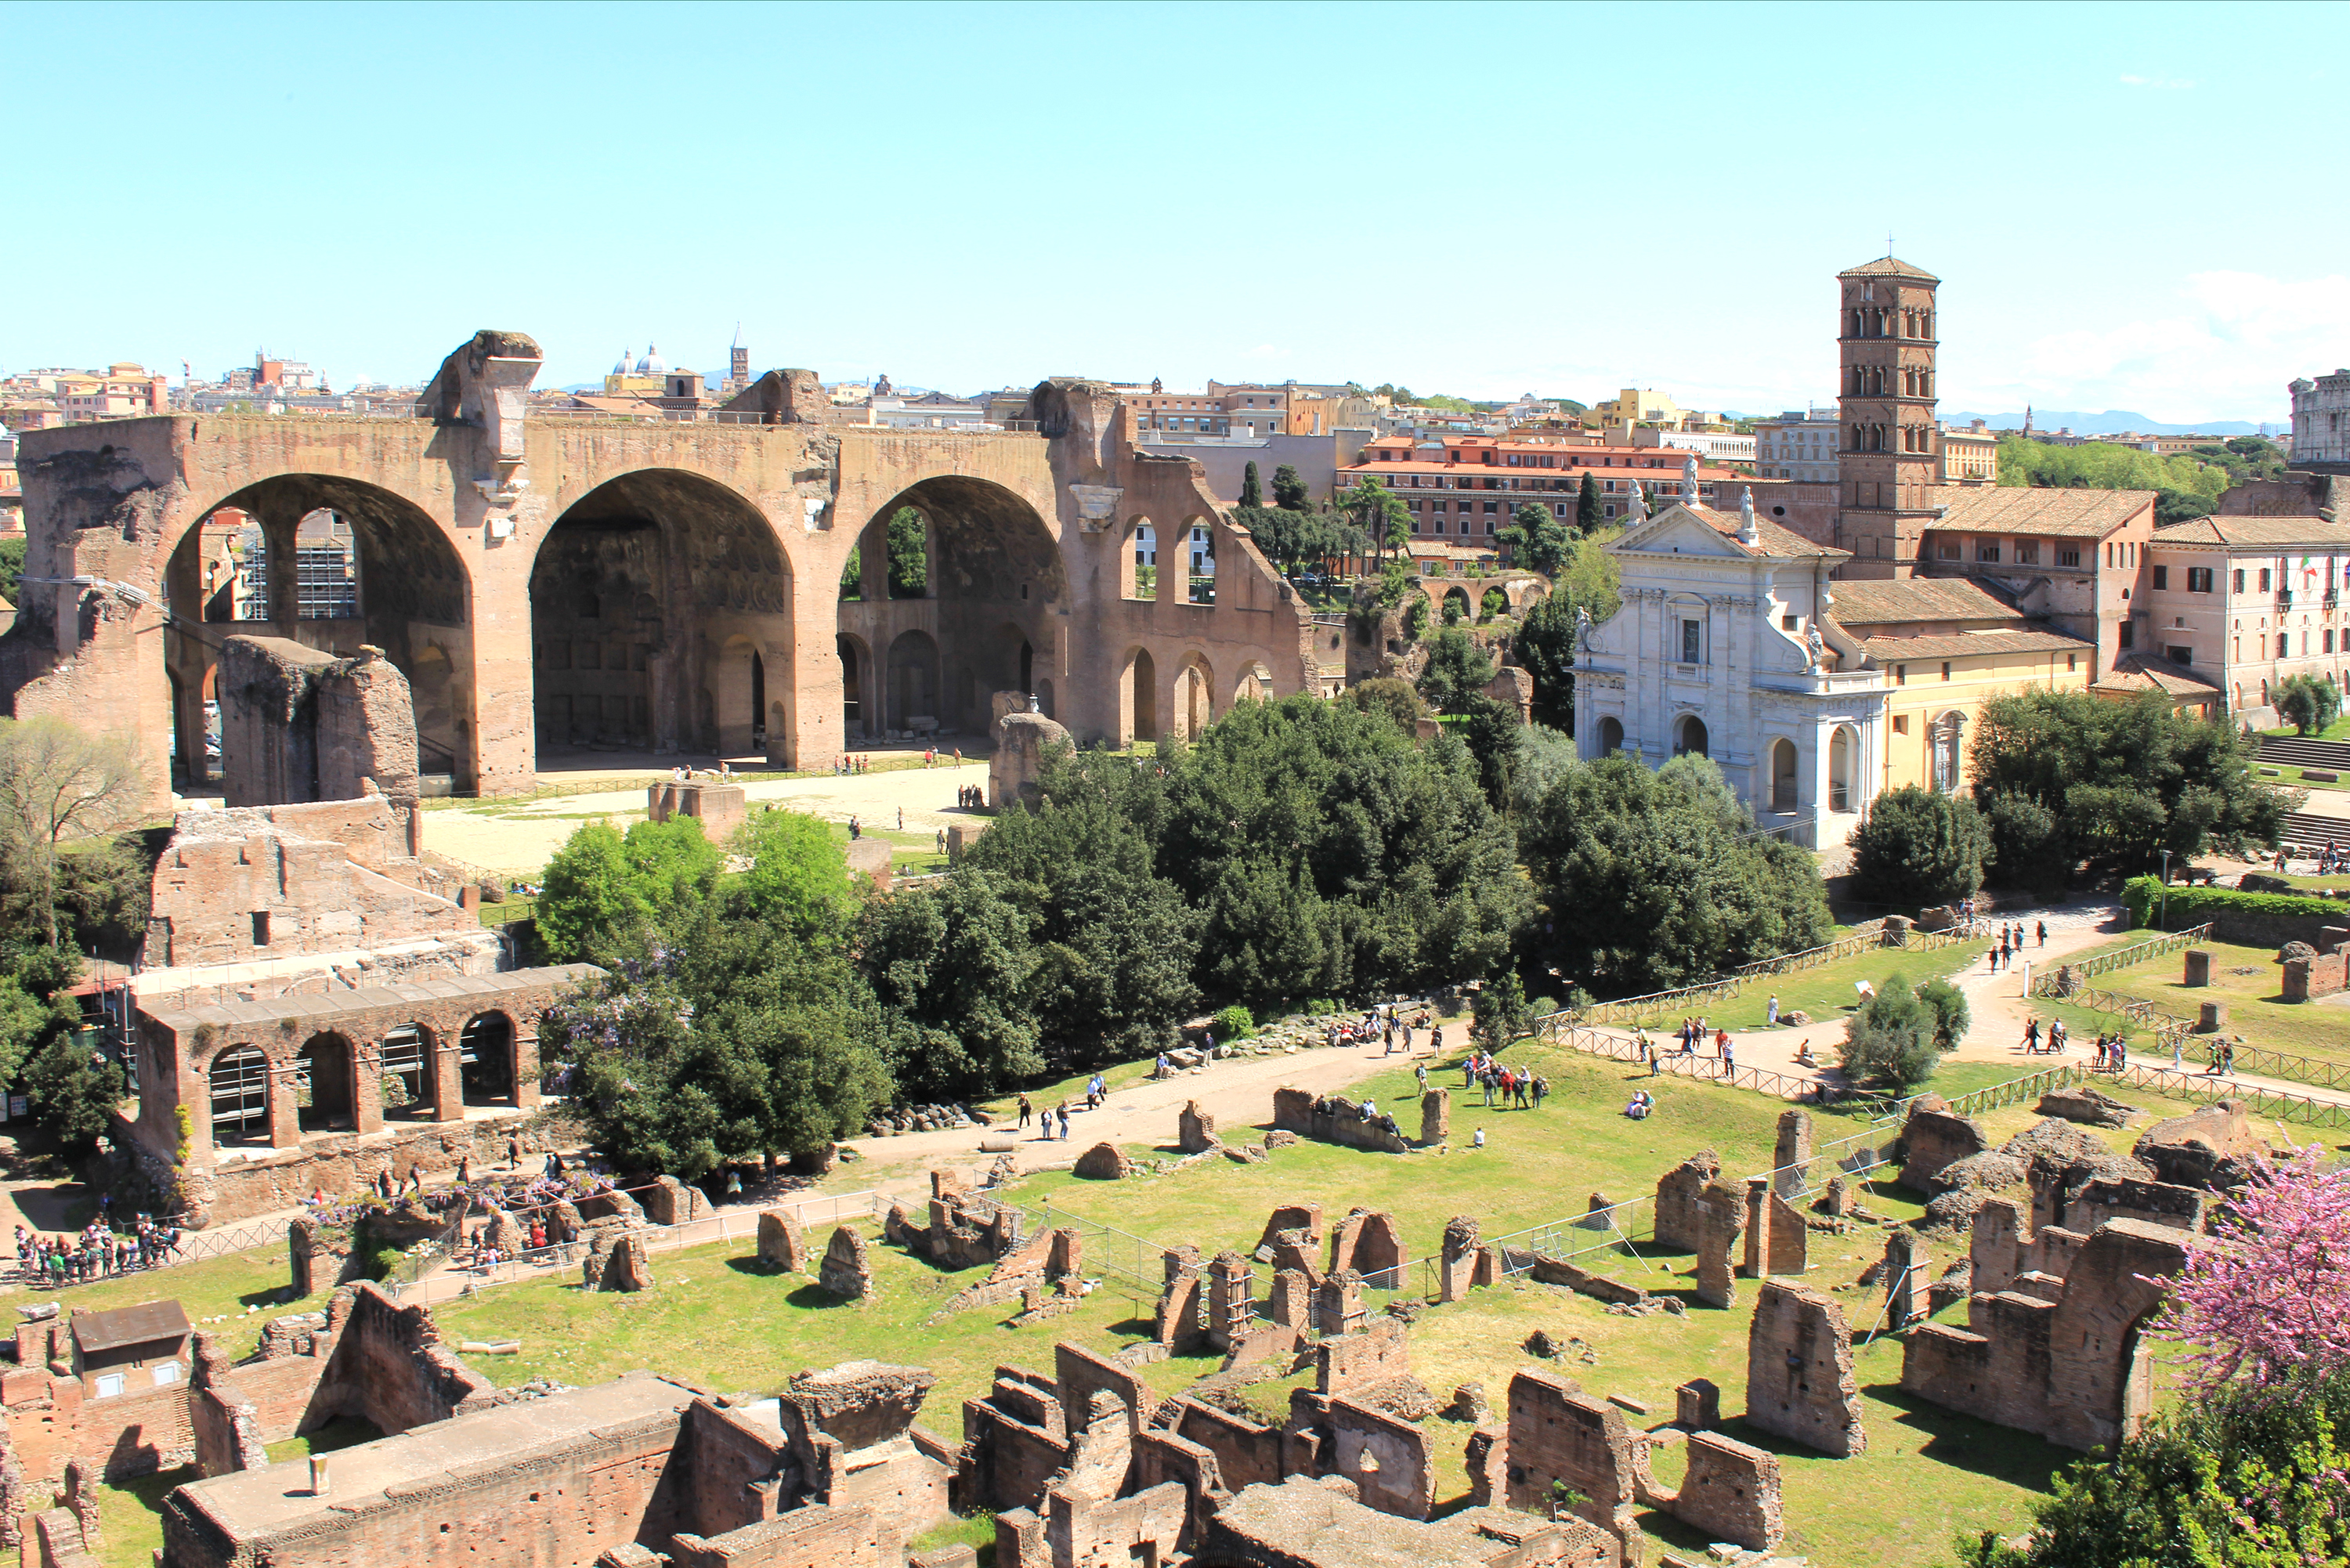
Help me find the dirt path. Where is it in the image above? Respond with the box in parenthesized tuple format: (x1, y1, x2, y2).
(839, 1033, 1433, 1198)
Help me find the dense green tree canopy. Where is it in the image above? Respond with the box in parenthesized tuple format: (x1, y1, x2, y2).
(536, 817, 724, 964)
(1271, 464, 1311, 511)
(1849, 786, 1992, 906)
(1969, 688, 2291, 876)
(1416, 628, 1496, 714)
(2276, 673, 2341, 737)
(885, 506, 928, 598)
(1997, 435, 2228, 525)
(1520, 753, 1834, 997)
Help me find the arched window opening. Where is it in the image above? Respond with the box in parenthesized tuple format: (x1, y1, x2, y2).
(210, 1046, 271, 1149)
(381, 1024, 431, 1119)
(838, 636, 865, 737)
(1828, 728, 1853, 813)
(1188, 522, 1217, 605)
(1597, 715, 1625, 756)
(295, 1034, 357, 1133)
(1675, 714, 1709, 758)
(1130, 522, 1159, 602)
(460, 1013, 517, 1107)
(1130, 648, 1158, 743)
(1772, 738, 1799, 811)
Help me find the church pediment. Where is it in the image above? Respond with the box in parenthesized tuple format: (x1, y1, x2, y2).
(1614, 504, 1746, 559)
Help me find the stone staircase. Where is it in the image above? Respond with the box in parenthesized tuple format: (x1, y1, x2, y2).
(2258, 735, 2350, 771)
(2283, 810, 2350, 849)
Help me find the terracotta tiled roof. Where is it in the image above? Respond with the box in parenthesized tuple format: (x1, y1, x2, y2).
(1853, 628, 2093, 662)
(1674, 502, 1843, 560)
(2091, 654, 2225, 698)
(2152, 515, 2350, 550)
(1921, 484, 2157, 539)
(1839, 255, 1940, 282)
(1824, 577, 2019, 626)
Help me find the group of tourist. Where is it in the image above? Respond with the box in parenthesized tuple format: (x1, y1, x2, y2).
(1320, 1005, 1434, 1055)
(2088, 1031, 2131, 1072)
(835, 755, 876, 775)
(1015, 1093, 1075, 1141)
(920, 748, 960, 768)
(1984, 921, 2048, 974)
(12, 1217, 183, 1284)
(1459, 1050, 1546, 1110)
(955, 785, 984, 807)
(2019, 1017, 2069, 1054)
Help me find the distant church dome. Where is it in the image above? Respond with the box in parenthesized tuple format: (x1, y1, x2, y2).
(613, 348, 632, 374)
(637, 345, 665, 375)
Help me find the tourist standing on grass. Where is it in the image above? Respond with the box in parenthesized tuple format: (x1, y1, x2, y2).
(1415, 1061, 1429, 1094)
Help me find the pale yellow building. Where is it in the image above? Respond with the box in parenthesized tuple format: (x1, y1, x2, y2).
(1940, 421, 1998, 482)
(1825, 577, 2094, 796)
(1589, 388, 1691, 428)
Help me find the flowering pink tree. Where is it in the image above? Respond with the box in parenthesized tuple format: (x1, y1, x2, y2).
(2163, 1143, 2350, 1388)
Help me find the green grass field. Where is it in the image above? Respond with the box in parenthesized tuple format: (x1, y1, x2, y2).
(83, 1031, 2218, 1568)
(2091, 938, 2350, 1069)
(1691, 938, 1995, 1035)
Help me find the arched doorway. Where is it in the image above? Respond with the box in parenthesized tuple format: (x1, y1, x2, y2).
(208, 1046, 271, 1149)
(1442, 586, 1472, 624)
(1675, 714, 1709, 758)
(530, 469, 794, 768)
(164, 476, 476, 789)
(1173, 658, 1215, 740)
(461, 1013, 517, 1106)
(381, 1024, 432, 1122)
(1127, 520, 1159, 602)
(1597, 716, 1624, 757)
(838, 634, 868, 738)
(1771, 738, 1799, 811)
(838, 475, 1065, 736)
(1234, 661, 1274, 706)
(1129, 648, 1159, 744)
(1828, 728, 1853, 812)
(295, 1034, 358, 1133)
(886, 630, 942, 735)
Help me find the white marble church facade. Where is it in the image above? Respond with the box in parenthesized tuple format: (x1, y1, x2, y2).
(1572, 479, 1889, 848)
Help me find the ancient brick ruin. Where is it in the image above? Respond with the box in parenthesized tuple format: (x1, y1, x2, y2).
(1744, 1280, 1866, 1457)
(1904, 1218, 2198, 1450)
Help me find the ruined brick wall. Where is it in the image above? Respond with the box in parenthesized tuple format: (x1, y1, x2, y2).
(1896, 1097, 1988, 1190)
(217, 636, 418, 808)
(1744, 1281, 1864, 1457)
(1268, 1087, 1409, 1153)
(675, 1401, 793, 1541)
(306, 1284, 496, 1436)
(1639, 1431, 1783, 1552)
(1499, 1371, 1636, 1542)
(1167, 1399, 1285, 1492)
(1314, 1319, 1410, 1394)
(1325, 1398, 1434, 1519)
(163, 1400, 691, 1568)
(1054, 1342, 1145, 1439)
(960, 1371, 1069, 1515)
(1653, 1150, 1720, 1249)
(2, 1373, 190, 1483)
(668, 1503, 881, 1568)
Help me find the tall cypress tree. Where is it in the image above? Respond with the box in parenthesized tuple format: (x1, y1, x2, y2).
(1239, 461, 1263, 508)
(1575, 472, 1600, 534)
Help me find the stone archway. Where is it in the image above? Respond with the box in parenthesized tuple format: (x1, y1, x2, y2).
(1597, 715, 1624, 757)
(165, 475, 475, 789)
(530, 468, 794, 768)
(838, 475, 1064, 738)
(1771, 737, 1799, 811)
(295, 1033, 360, 1134)
(208, 1046, 272, 1150)
(1173, 656, 1216, 740)
(1126, 647, 1159, 745)
(461, 1013, 518, 1107)
(1675, 714, 1709, 758)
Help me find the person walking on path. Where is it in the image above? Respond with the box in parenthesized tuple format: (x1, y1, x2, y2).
(2036, 920, 2048, 948)
(1056, 1103, 1071, 1140)
(2023, 1017, 2041, 1053)
(1017, 1093, 1032, 1131)
(1766, 995, 1780, 1027)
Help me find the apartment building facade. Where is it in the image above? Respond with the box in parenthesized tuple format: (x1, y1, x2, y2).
(1755, 410, 1841, 482)
(1340, 435, 1737, 547)
(2143, 513, 2350, 716)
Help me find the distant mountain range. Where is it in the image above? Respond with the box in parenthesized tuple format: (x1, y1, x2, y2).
(1946, 410, 2276, 438)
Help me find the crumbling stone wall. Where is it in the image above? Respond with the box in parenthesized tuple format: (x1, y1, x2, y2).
(1635, 1429, 1784, 1552)
(960, 1367, 1068, 1515)
(1654, 1149, 1721, 1249)
(218, 636, 419, 809)
(1744, 1280, 1865, 1457)
(1324, 1396, 1434, 1519)
(1325, 1208, 1405, 1289)
(1270, 1087, 1428, 1153)
(1166, 1398, 1285, 1492)
(1896, 1095, 1989, 1190)
(1499, 1371, 1638, 1547)
(1903, 1219, 2196, 1451)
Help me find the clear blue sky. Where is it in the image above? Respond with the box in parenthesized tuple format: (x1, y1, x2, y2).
(9, 2, 2342, 424)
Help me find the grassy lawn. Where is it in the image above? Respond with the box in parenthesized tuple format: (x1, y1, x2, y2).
(2094, 938, 2350, 1068)
(2263, 719, 2350, 742)
(34, 1245, 320, 1331)
(1697, 938, 1994, 1034)
(2258, 764, 2350, 792)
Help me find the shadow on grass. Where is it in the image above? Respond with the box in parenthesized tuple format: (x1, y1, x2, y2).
(1106, 1315, 1155, 1338)
(1867, 1383, 2078, 1489)
(723, 1257, 796, 1278)
(784, 1283, 856, 1309)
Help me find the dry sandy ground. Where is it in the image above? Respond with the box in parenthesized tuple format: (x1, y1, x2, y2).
(421, 761, 995, 875)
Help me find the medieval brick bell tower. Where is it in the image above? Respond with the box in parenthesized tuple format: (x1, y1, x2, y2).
(1835, 255, 1941, 579)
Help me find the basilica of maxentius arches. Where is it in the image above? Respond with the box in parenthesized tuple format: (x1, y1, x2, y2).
(0, 332, 1321, 811)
